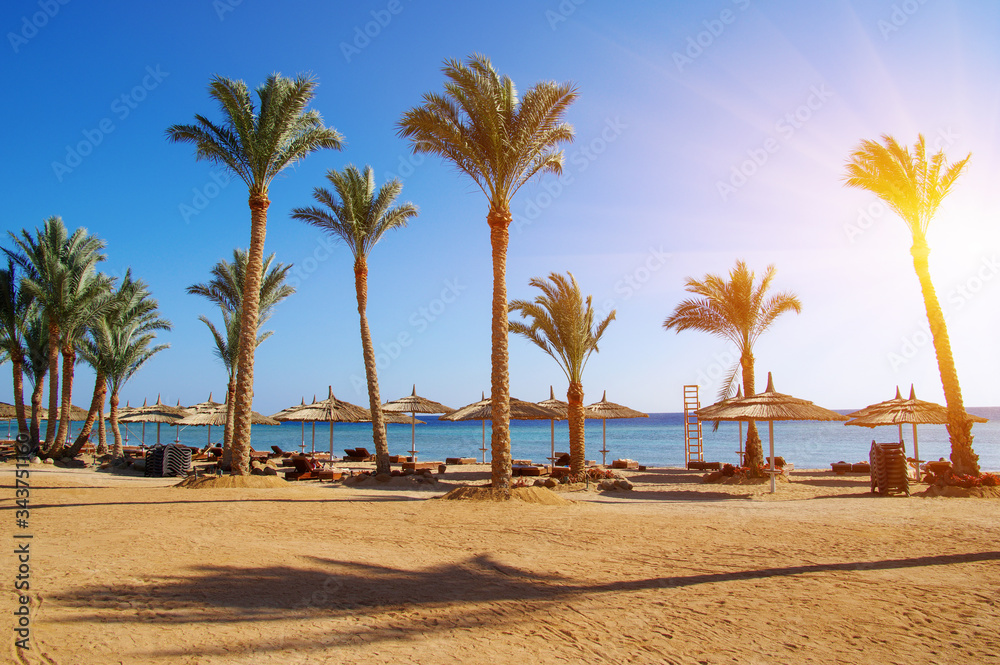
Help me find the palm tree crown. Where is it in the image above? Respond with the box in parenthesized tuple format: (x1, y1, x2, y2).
(165, 74, 344, 195)
(509, 272, 615, 384)
(291, 165, 417, 258)
(843, 134, 970, 240)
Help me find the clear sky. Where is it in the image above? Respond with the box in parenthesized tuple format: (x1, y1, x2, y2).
(2, 0, 998, 415)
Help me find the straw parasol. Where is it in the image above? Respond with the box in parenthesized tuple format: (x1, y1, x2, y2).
(0, 402, 16, 438)
(846, 385, 987, 480)
(382, 385, 452, 461)
(698, 372, 848, 493)
(536, 386, 568, 469)
(280, 387, 370, 459)
(585, 390, 648, 466)
(117, 395, 187, 445)
(182, 393, 225, 445)
(271, 397, 310, 453)
(440, 394, 561, 463)
(178, 403, 278, 427)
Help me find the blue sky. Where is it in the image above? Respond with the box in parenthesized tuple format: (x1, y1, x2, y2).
(2, 0, 998, 415)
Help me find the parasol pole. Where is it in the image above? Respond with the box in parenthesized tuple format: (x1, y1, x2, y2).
(768, 420, 776, 494)
(601, 418, 609, 466)
(550, 419, 555, 471)
(912, 422, 920, 482)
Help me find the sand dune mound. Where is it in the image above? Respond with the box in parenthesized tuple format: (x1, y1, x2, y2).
(174, 475, 288, 489)
(441, 486, 571, 505)
(921, 485, 1000, 499)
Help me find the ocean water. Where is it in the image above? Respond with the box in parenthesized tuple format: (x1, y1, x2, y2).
(40, 407, 1000, 472)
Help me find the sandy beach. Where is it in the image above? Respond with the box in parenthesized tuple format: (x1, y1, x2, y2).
(3, 463, 999, 665)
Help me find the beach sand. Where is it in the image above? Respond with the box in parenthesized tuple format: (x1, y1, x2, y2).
(3, 463, 998, 664)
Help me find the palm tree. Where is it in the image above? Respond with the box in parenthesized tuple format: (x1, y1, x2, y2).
(663, 261, 802, 470)
(291, 165, 418, 474)
(398, 54, 577, 492)
(6, 217, 107, 455)
(509, 272, 615, 476)
(99, 277, 170, 458)
(0, 260, 33, 436)
(21, 313, 48, 447)
(187, 249, 294, 467)
(167, 73, 342, 475)
(70, 270, 169, 457)
(844, 134, 978, 474)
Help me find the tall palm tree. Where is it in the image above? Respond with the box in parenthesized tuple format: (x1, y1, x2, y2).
(663, 261, 802, 470)
(0, 260, 33, 436)
(291, 165, 418, 475)
(187, 249, 293, 466)
(509, 272, 615, 476)
(844, 134, 978, 474)
(6, 217, 107, 455)
(167, 73, 342, 474)
(398, 54, 577, 492)
(70, 270, 169, 457)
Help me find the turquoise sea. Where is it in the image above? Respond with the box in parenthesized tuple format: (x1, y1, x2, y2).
(37, 407, 1000, 472)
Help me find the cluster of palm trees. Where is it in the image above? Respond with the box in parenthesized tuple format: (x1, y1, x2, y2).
(662, 135, 981, 477)
(168, 54, 577, 492)
(1, 217, 169, 458)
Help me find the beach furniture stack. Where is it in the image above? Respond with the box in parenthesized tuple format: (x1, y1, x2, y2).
(869, 441, 909, 496)
(143, 444, 192, 477)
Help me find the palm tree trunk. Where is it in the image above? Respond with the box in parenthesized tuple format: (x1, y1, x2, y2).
(231, 193, 269, 475)
(910, 239, 979, 475)
(488, 207, 512, 494)
(43, 319, 60, 452)
(222, 372, 236, 470)
(29, 374, 43, 447)
(109, 391, 123, 458)
(96, 401, 108, 456)
(67, 370, 105, 457)
(567, 381, 586, 476)
(355, 257, 390, 474)
(52, 343, 76, 456)
(10, 351, 28, 437)
(741, 351, 764, 472)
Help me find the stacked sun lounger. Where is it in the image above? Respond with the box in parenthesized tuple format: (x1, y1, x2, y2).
(144, 444, 192, 477)
(869, 441, 909, 496)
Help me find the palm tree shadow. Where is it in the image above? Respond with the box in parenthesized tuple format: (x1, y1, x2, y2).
(51, 548, 1000, 661)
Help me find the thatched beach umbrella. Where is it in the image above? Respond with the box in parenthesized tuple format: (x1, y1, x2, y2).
(699, 372, 848, 493)
(182, 393, 225, 445)
(537, 386, 568, 468)
(846, 385, 987, 480)
(118, 395, 187, 445)
(440, 394, 561, 463)
(0, 402, 15, 438)
(283, 387, 370, 459)
(178, 404, 279, 433)
(382, 385, 452, 461)
(585, 391, 648, 466)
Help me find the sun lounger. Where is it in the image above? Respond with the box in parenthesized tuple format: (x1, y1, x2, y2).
(283, 455, 324, 481)
(831, 461, 852, 474)
(612, 459, 639, 469)
(270, 445, 293, 458)
(445, 457, 477, 465)
(687, 461, 721, 471)
(343, 447, 375, 462)
(400, 461, 439, 473)
(512, 464, 545, 477)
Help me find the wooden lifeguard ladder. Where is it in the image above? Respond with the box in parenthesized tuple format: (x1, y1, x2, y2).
(683, 385, 704, 466)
